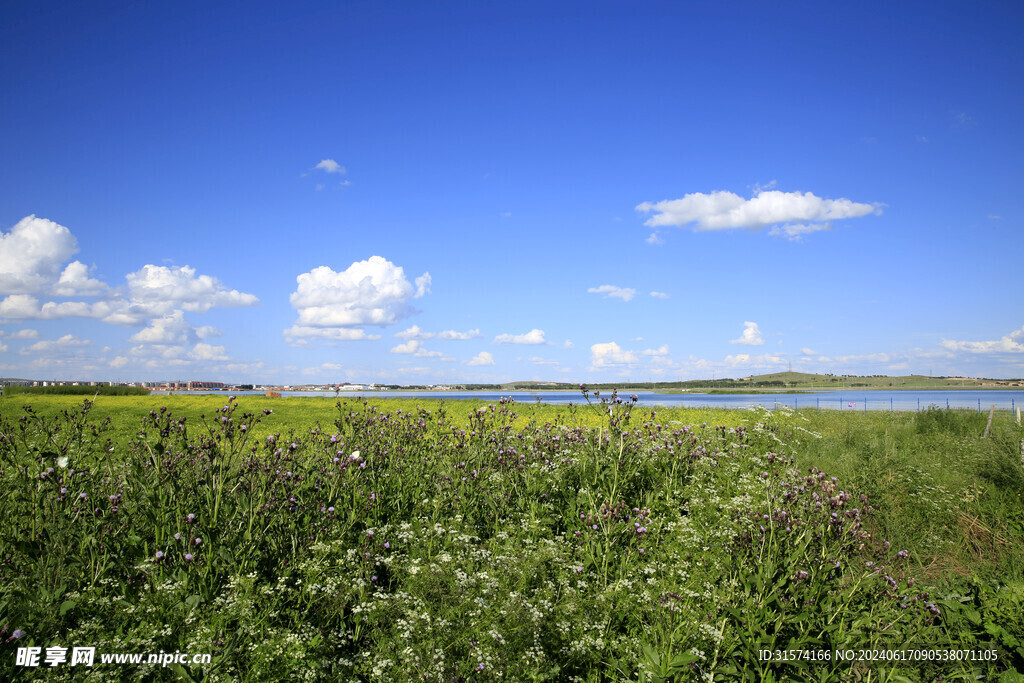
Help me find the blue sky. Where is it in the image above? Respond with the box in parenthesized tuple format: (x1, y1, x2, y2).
(2, 0, 1022, 384)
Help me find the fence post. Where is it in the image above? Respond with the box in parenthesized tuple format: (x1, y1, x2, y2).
(816, 397, 819, 412)
(983, 405, 995, 438)
(864, 399, 867, 413)
(890, 397, 893, 412)
(917, 398, 920, 412)
(978, 399, 981, 414)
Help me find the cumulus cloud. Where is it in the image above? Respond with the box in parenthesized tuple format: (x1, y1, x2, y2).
(636, 190, 879, 235)
(289, 257, 427, 329)
(20, 334, 90, 355)
(645, 232, 664, 245)
(940, 326, 1024, 354)
(642, 345, 670, 356)
(190, 343, 229, 361)
(650, 291, 669, 299)
(0, 328, 39, 339)
(110, 356, 128, 368)
(414, 273, 432, 298)
(493, 329, 546, 345)
(587, 285, 636, 301)
(127, 265, 258, 316)
(800, 347, 818, 355)
(722, 353, 786, 368)
(283, 326, 382, 343)
(128, 311, 197, 345)
(53, 261, 108, 296)
(731, 321, 764, 346)
(767, 223, 835, 241)
(394, 326, 480, 341)
(438, 328, 481, 340)
(391, 340, 421, 354)
(0, 215, 79, 294)
(314, 159, 346, 174)
(590, 342, 638, 368)
(467, 351, 495, 366)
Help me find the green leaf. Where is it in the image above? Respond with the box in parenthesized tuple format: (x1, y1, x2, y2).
(59, 599, 77, 615)
(670, 652, 699, 668)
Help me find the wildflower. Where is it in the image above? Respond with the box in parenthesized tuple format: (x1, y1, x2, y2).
(366, 529, 375, 537)
(12, 630, 25, 639)
(327, 507, 335, 513)
(194, 538, 202, 546)
(371, 575, 377, 582)
(60, 487, 67, 495)
(79, 492, 87, 501)
(185, 553, 194, 562)
(897, 550, 908, 559)
(795, 570, 808, 580)
(155, 551, 164, 561)
(186, 513, 195, 524)
(174, 533, 181, 541)
(383, 542, 390, 549)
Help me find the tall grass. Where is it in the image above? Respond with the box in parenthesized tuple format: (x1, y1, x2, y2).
(0, 396, 1021, 680)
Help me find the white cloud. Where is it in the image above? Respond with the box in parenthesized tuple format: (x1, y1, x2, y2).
(650, 291, 669, 299)
(314, 159, 346, 174)
(0, 328, 39, 339)
(590, 342, 638, 368)
(283, 325, 382, 342)
(731, 321, 764, 346)
(642, 345, 670, 356)
(493, 329, 546, 345)
(528, 356, 558, 365)
(395, 325, 480, 341)
(289, 257, 427, 328)
(588, 285, 636, 301)
(129, 311, 197, 345)
(940, 326, 1024, 354)
(722, 353, 786, 368)
(110, 356, 128, 368)
(467, 351, 495, 366)
(53, 261, 108, 296)
(0, 295, 43, 319)
(645, 232, 664, 245)
(395, 325, 430, 340)
(0, 215, 79, 294)
(562, 340, 574, 349)
(127, 265, 259, 315)
(767, 223, 833, 241)
(636, 190, 879, 235)
(20, 334, 90, 355)
(0, 342, 6, 352)
(391, 340, 422, 354)
(414, 273, 432, 298)
(437, 328, 481, 340)
(800, 347, 817, 355)
(190, 343, 229, 361)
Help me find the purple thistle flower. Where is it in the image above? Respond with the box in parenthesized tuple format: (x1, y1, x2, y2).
(79, 492, 87, 500)
(12, 629, 24, 639)
(327, 506, 335, 513)
(174, 533, 181, 541)
(184, 553, 194, 562)
(186, 513, 195, 523)
(155, 551, 164, 560)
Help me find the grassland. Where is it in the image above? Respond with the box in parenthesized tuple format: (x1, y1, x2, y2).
(1, 393, 1022, 681)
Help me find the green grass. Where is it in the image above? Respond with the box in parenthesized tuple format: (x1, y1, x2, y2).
(1, 396, 1022, 681)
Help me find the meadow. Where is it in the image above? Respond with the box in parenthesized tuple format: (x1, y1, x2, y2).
(1, 391, 1022, 681)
